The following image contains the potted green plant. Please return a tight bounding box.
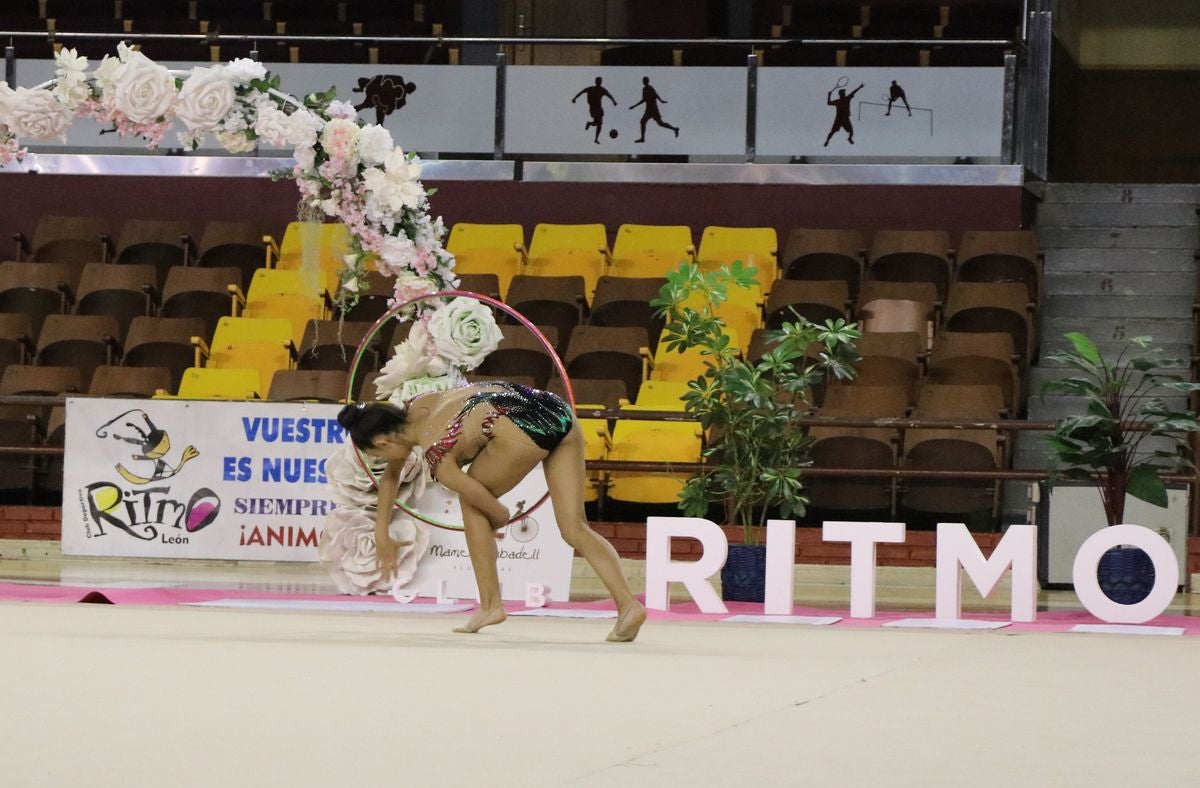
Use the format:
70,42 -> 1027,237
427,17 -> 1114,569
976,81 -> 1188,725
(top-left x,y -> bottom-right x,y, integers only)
652,261 -> 860,601
1041,332 -> 1200,602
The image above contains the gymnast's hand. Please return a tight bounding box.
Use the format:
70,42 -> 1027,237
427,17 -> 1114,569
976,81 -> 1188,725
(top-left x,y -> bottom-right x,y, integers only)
374,526 -> 413,579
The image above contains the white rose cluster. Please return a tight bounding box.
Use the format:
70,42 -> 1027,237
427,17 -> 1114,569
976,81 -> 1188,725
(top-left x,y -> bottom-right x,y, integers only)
0,86 -> 75,141
362,148 -> 425,228
112,51 -> 176,123
175,66 -> 235,131
426,296 -> 503,371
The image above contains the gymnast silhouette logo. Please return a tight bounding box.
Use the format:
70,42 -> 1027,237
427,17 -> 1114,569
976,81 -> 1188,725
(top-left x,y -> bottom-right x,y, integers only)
629,76 -> 679,143
353,74 -> 417,126
572,76 -> 618,144
96,409 -> 199,486
82,409 -> 220,542
823,78 -> 864,146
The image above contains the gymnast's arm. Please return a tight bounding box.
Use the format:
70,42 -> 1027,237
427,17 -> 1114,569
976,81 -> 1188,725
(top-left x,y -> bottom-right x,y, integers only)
376,459 -> 403,534
435,460 -> 509,528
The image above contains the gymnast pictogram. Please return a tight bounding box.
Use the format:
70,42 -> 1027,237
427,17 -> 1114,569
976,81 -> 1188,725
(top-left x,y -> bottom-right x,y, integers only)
95,409 -> 199,486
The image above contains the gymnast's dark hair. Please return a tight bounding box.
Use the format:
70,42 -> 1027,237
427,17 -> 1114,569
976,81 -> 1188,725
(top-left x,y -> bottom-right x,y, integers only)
337,402 -> 407,450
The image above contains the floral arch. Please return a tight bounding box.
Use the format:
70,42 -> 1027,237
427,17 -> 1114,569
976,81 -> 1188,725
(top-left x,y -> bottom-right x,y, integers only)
0,44 -> 488,401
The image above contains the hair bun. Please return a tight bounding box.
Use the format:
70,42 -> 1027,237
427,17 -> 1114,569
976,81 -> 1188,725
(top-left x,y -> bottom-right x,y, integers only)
337,402 -> 365,431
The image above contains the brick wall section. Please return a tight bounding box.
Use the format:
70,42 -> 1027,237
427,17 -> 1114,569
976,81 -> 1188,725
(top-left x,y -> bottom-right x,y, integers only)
10,511 -> 1200,570
0,507 -> 64,540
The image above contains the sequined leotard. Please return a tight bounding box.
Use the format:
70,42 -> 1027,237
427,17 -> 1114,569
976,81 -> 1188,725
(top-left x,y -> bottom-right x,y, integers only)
423,382 -> 574,478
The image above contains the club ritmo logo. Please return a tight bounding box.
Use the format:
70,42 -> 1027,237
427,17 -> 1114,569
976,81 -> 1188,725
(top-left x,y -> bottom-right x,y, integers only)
81,409 -> 221,544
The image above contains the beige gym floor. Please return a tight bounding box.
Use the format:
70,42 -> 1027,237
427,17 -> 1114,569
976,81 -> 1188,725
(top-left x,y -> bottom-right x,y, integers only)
2,546 -> 1199,787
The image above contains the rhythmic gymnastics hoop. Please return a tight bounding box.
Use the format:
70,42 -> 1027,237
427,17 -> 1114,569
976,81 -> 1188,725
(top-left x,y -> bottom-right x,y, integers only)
344,290 -> 575,531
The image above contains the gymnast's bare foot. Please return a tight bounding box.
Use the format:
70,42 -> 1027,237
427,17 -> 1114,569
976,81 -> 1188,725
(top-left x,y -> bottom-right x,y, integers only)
454,606 -> 507,634
606,601 -> 646,642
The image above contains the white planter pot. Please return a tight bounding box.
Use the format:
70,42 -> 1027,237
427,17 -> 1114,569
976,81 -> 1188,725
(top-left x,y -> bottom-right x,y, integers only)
1035,482 -> 1188,589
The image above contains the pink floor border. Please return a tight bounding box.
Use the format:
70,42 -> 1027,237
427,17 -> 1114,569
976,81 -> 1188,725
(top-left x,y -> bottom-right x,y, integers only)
2,582 -> 1198,636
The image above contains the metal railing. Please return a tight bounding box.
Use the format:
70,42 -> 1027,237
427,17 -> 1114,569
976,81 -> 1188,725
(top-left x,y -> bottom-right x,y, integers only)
1,27 -> 1035,168
4,394 -> 1196,533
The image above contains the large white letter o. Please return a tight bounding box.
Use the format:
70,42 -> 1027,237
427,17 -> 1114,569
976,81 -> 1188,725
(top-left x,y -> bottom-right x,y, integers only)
1072,523 -> 1178,624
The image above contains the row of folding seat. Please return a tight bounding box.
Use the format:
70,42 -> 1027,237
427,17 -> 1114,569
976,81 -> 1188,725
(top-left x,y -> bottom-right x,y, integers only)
556,378 -> 1010,523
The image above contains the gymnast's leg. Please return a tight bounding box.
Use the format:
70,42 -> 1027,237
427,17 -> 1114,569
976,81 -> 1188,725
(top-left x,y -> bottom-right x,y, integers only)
542,424 -> 645,642
454,500 -> 507,633
452,436 -> 547,633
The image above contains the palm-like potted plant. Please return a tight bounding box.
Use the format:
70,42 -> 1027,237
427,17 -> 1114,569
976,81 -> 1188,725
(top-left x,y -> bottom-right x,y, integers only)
652,261 -> 860,601
1041,332 -> 1200,602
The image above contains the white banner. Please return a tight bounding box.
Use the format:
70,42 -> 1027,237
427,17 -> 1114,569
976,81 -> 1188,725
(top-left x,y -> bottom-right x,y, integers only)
15,60 -> 1002,159
61,398 -> 574,600
757,67 -> 1005,158
505,66 -> 747,156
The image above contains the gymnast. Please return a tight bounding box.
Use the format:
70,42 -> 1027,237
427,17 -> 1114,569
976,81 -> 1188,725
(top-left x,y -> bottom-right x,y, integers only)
337,381 -> 646,641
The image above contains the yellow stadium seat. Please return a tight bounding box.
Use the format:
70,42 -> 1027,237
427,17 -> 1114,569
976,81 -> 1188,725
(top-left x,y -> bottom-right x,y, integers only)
650,327 -> 740,382
528,223 -> 610,260
525,248 -> 607,303
681,287 -> 761,352
271,222 -> 352,275
176,367 -> 263,400
610,224 -> 695,278
576,406 -> 611,504
526,223 -> 611,303
208,316 -> 295,348
244,293 -> 326,346
607,405 -> 702,505
698,226 -> 779,293
245,267 -> 334,300
447,223 -> 528,300
634,380 -> 690,409
195,317 -> 296,395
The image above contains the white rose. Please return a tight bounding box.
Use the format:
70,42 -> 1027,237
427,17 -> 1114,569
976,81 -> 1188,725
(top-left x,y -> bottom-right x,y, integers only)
293,143 -> 316,170
376,233 -> 417,273
357,123 -> 394,166
317,505 -> 428,595
426,297 -> 503,371
319,117 -> 360,170
374,335 -> 431,396
341,276 -> 360,293
113,52 -> 176,123
215,130 -> 256,153
175,66 -> 235,131
5,87 -> 75,141
392,272 -> 437,304
224,57 -> 267,86
284,108 -> 323,147
252,105 -> 290,147
326,99 -> 357,120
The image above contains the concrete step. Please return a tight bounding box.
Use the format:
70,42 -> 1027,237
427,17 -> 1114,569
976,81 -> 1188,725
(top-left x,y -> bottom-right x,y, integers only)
1027,365 -> 1192,389
1043,247 -> 1196,273
1042,183 -> 1200,204
1041,294 -> 1193,319
1043,271 -> 1193,297
1037,202 -> 1200,228
1037,340 -> 1193,367
1036,226 -> 1199,250
1039,316 -> 1193,345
